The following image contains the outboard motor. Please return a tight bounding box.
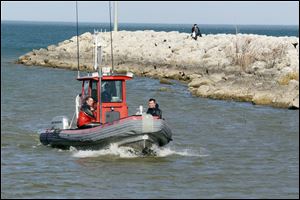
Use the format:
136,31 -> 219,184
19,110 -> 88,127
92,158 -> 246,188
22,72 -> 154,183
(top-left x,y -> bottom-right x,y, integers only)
51,116 -> 70,130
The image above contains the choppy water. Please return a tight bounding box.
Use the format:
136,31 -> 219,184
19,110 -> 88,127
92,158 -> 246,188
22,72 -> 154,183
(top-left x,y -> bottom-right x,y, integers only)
1,21 -> 299,198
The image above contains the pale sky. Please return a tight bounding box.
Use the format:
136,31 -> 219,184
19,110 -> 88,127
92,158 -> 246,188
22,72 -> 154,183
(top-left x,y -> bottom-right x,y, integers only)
1,1 -> 299,25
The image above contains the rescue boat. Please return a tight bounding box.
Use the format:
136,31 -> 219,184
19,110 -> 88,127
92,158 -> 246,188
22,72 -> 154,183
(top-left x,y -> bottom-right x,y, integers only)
39,69 -> 173,153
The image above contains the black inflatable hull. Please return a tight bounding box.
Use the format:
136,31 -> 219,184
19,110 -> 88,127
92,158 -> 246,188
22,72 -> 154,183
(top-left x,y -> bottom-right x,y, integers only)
39,114 -> 172,151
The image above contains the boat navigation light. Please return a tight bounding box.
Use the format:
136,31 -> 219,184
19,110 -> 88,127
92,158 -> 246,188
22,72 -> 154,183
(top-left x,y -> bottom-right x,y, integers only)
126,72 -> 134,77
102,67 -> 111,75
92,72 -> 99,77
139,105 -> 143,114
135,105 -> 143,115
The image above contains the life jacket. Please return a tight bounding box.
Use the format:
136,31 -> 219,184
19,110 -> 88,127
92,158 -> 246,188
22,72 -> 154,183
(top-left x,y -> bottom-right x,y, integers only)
77,110 -> 96,128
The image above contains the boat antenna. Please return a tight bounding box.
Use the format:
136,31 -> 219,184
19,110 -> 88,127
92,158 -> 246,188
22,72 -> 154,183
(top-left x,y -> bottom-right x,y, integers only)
114,1 -> 118,32
76,1 -> 80,78
109,1 -> 114,73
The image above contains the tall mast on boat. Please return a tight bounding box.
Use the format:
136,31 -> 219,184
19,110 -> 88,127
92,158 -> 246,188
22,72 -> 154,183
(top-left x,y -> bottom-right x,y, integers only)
114,1 -> 118,32
94,30 -> 103,123
94,30 -> 98,70
109,1 -> 114,73
76,1 -> 80,78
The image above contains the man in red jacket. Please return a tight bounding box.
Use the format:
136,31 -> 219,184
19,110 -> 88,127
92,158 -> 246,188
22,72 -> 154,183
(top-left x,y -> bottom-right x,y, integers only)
77,96 -> 96,128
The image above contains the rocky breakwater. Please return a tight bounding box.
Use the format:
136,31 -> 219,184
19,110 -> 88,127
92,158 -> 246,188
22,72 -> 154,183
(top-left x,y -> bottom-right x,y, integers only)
17,30 -> 299,109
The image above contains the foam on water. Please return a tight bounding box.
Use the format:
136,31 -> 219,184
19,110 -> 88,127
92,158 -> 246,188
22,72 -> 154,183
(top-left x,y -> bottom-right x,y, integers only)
71,144 -> 140,158
71,143 -> 208,158
150,145 -> 208,157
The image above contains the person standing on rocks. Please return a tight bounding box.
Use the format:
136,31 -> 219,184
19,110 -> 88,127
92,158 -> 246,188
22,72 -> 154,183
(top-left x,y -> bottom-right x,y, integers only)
191,24 -> 202,40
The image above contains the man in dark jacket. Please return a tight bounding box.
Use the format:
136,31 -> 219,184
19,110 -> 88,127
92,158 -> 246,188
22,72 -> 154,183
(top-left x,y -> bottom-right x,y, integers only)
146,98 -> 162,119
191,24 -> 202,40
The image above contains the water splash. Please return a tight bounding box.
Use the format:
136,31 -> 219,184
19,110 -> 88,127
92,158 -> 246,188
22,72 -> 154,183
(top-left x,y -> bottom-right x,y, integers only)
71,143 -> 208,158
71,144 -> 140,158
150,145 -> 208,157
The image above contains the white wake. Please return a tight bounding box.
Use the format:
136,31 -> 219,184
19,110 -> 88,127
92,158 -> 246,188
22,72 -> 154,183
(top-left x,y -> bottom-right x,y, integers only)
71,143 -> 208,158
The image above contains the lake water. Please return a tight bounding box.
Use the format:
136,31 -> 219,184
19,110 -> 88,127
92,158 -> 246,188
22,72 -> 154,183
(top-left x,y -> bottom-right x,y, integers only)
1,21 -> 299,198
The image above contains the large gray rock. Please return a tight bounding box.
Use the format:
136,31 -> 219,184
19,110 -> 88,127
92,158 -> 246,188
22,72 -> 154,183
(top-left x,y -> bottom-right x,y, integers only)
16,31 -> 299,109
289,95 -> 299,109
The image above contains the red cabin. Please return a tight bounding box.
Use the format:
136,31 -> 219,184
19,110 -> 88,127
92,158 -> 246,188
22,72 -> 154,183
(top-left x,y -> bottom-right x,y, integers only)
77,71 -> 132,124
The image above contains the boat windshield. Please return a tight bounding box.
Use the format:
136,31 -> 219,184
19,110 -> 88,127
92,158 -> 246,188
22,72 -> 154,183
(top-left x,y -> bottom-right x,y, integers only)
91,80 -> 98,102
82,80 -> 89,99
101,80 -> 122,102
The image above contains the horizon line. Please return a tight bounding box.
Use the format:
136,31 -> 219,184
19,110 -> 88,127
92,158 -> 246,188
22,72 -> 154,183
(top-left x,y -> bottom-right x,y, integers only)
1,19 -> 299,27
